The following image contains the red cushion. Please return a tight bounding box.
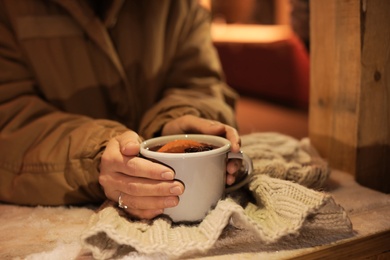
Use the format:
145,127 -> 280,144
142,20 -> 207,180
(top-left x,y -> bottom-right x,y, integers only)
212,25 -> 309,109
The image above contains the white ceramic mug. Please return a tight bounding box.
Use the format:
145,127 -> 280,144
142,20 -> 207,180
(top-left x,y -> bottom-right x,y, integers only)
140,134 -> 253,222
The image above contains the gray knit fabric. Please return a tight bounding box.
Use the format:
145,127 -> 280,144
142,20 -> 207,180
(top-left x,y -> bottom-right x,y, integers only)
81,133 -> 352,259
240,132 -> 330,189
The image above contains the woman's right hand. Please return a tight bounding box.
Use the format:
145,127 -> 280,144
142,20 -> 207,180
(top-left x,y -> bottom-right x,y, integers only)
98,131 -> 185,220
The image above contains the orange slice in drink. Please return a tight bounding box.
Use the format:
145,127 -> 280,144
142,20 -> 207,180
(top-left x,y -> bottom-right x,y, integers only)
157,139 -> 203,153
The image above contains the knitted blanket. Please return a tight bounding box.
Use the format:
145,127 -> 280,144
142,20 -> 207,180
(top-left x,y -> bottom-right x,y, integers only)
81,133 -> 353,259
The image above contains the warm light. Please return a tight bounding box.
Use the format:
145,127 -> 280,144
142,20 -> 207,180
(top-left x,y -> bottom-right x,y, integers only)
211,24 -> 292,43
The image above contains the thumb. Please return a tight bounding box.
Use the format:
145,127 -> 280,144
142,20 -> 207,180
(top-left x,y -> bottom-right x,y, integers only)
116,131 -> 142,156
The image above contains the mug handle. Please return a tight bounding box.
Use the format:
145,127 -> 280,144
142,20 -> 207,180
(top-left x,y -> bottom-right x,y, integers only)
225,151 -> 253,193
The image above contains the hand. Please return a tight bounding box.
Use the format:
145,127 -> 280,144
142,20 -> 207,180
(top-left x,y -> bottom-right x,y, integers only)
99,131 -> 185,220
162,115 -> 241,185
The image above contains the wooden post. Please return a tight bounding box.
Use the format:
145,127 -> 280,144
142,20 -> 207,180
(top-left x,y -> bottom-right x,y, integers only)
309,0 -> 390,193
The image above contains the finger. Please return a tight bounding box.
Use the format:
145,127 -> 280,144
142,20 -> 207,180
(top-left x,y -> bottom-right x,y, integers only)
101,140 -> 176,181
162,115 -> 225,135
119,193 -> 180,211
116,131 -> 143,156
115,174 -> 184,197
227,159 -> 241,175
100,173 -> 184,201
189,119 -> 241,152
226,160 -> 238,185
183,116 -> 226,135
126,209 -> 165,220
224,127 -> 241,153
226,174 -> 235,185
123,156 -> 176,180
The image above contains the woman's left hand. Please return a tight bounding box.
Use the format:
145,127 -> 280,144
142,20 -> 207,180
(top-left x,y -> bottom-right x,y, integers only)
161,115 -> 241,185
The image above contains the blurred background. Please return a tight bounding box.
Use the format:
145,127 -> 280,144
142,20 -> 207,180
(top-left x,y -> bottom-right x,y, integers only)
200,0 -> 310,139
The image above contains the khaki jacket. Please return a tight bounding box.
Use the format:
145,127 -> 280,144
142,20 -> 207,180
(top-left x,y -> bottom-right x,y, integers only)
0,0 -> 238,205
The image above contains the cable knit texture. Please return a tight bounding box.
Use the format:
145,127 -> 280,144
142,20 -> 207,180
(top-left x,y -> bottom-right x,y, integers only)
81,133 -> 352,259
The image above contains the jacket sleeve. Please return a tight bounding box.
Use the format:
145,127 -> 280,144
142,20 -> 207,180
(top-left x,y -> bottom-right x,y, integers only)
138,1 -> 239,138
0,6 -> 127,206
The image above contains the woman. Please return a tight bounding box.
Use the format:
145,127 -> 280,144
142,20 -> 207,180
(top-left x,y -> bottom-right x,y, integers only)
0,0 -> 241,219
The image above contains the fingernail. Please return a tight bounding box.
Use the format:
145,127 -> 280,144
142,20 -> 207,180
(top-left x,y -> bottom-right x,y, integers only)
232,142 -> 240,151
161,171 -> 174,180
165,198 -> 178,207
170,186 -> 183,195
122,142 -> 138,152
227,175 -> 235,185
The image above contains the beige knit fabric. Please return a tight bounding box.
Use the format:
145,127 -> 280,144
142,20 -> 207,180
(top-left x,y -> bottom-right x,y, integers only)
81,133 -> 352,259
